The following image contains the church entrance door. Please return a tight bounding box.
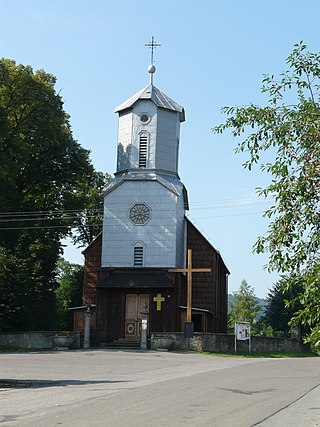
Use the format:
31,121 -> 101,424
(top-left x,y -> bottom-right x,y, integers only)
125,294 -> 149,339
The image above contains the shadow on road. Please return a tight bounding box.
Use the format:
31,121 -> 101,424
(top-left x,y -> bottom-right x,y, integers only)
218,387 -> 276,395
0,379 -> 129,389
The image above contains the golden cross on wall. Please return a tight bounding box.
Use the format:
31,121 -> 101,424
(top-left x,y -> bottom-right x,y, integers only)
153,293 -> 165,311
169,249 -> 211,323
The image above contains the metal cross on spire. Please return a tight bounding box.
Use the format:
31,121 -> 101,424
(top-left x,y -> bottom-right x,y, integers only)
145,36 -> 161,65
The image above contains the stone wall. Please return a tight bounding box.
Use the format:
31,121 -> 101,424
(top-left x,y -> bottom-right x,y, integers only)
0,331 -> 81,350
151,332 -> 309,353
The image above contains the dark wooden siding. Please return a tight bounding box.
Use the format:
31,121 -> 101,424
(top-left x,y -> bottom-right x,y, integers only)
82,233 -> 102,305
187,220 -> 229,333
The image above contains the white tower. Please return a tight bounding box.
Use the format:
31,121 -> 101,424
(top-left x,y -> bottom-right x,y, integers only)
101,44 -> 188,269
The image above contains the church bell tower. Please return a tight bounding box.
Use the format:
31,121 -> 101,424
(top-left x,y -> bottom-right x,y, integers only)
101,41 -> 188,269
77,39 -> 229,342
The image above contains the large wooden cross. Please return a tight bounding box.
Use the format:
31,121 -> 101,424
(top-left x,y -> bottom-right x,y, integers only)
169,249 -> 211,323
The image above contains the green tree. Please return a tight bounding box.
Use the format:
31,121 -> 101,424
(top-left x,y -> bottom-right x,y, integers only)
228,279 -> 261,334
0,59 -> 105,330
213,43 -> 320,349
263,278 -> 304,337
70,171 -> 111,247
55,258 -> 84,330
0,247 -> 29,331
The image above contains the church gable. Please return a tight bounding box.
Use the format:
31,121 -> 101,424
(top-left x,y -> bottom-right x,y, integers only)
186,219 -> 229,274
186,219 -> 229,332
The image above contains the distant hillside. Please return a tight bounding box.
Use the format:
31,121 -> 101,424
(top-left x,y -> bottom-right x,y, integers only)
228,294 -> 268,318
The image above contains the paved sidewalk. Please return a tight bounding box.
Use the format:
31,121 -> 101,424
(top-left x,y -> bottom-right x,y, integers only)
256,384 -> 320,427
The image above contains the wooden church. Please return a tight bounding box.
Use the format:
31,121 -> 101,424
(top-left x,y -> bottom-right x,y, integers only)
74,50 -> 229,345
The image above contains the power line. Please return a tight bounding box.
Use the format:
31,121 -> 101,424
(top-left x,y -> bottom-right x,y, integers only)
187,211 -> 265,220
0,208 -> 103,217
0,195 -> 274,230
0,210 -> 268,231
191,196 -> 273,206
0,195 -> 273,217
0,223 -> 103,231
191,201 -> 271,211
0,213 -> 103,223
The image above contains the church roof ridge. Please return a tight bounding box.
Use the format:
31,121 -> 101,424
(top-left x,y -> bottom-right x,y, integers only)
114,84 -> 185,122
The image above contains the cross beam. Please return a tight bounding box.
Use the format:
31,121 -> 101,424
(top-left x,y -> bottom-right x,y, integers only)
169,249 -> 211,322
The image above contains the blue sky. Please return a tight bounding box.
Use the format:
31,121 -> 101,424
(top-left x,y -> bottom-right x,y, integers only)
1,0 -> 319,298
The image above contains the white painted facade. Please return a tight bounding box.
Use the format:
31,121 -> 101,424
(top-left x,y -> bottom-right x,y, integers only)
101,178 -> 186,267
101,81 -> 188,268
117,100 -> 180,174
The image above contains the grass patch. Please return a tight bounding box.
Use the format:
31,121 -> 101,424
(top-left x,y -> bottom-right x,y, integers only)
203,350 -> 318,358
172,348 -> 317,358
170,348 -> 317,358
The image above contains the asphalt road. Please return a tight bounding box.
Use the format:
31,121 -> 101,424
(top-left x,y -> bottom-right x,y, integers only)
0,350 -> 319,426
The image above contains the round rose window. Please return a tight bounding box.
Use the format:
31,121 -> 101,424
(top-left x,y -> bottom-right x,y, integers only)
129,203 -> 151,225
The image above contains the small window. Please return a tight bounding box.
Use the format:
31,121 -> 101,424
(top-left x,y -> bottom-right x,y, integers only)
140,114 -> 149,123
139,133 -> 148,167
134,245 -> 144,266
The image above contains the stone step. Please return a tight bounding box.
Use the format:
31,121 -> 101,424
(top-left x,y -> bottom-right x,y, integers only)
100,340 -> 141,349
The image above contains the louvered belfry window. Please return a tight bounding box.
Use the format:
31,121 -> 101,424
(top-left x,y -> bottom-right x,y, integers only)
134,245 -> 144,266
139,134 -> 148,167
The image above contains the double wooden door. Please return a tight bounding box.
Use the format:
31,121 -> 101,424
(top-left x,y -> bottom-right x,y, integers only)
125,294 -> 149,338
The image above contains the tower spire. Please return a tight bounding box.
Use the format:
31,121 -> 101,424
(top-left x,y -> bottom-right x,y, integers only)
145,36 -> 161,85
